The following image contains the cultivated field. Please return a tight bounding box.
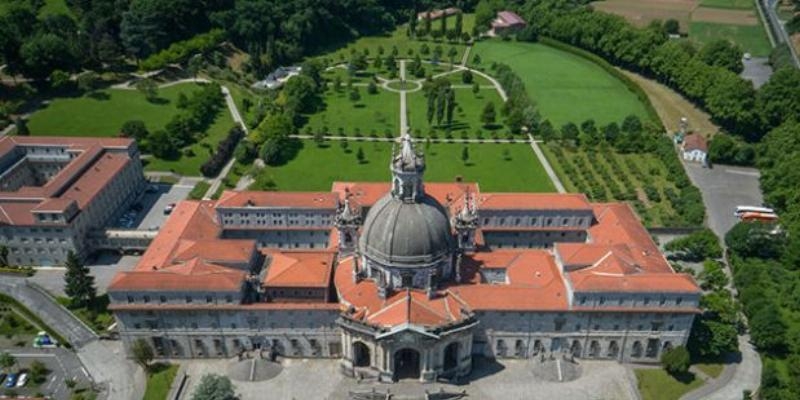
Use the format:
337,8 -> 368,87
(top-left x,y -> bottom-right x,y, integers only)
470,40 -> 652,126
592,0 -> 772,56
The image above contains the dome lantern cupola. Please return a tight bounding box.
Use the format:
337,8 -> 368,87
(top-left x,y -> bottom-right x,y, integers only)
391,133 -> 425,202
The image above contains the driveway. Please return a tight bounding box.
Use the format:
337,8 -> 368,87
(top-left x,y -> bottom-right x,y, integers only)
740,58 -> 773,89
683,163 -> 764,238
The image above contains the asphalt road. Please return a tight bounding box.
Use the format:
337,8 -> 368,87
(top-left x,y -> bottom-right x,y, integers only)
0,280 -> 97,348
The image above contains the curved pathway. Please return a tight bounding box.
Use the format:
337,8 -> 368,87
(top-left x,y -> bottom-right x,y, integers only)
681,335 -> 761,400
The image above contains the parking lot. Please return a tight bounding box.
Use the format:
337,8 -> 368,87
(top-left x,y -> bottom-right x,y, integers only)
684,163 -> 764,238
110,178 -> 199,231
1,348 -> 92,400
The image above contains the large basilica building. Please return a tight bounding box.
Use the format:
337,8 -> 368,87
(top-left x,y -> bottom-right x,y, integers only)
108,134 -> 700,382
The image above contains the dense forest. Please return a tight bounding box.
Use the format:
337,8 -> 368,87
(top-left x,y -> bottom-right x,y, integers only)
0,0 -> 477,80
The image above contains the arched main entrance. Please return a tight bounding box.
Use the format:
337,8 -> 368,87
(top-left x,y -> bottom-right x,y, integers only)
353,341 -> 371,367
394,348 -> 421,380
444,342 -> 460,371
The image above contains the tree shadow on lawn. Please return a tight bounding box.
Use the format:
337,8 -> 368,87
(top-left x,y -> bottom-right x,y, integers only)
145,97 -> 170,105
146,362 -> 172,375
86,91 -> 111,101
353,103 -> 366,109
668,370 -> 698,384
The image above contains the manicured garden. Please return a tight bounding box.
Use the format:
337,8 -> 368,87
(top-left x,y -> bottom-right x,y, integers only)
470,40 -> 653,127
303,87 -> 399,136
249,140 -> 554,192
407,87 -> 505,136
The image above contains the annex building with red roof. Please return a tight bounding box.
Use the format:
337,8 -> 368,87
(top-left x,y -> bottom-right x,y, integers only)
0,136 -> 146,266
108,134 -> 700,383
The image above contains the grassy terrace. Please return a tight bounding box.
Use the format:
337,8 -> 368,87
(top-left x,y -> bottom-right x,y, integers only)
471,40 -> 652,127
303,88 -> 399,136
635,369 -> 704,400
407,88 -> 505,136
27,83 -> 234,176
250,140 -> 554,192
543,144 -> 681,227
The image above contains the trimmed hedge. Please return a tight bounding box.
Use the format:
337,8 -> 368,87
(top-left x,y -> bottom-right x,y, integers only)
540,37 -> 663,129
140,29 -> 225,71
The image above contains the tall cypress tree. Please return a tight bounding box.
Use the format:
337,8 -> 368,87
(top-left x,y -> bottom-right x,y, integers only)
445,89 -> 456,125
455,11 -> 463,36
64,251 -> 96,307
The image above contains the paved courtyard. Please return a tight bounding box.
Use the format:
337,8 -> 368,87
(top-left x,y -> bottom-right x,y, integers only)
179,358 -> 638,400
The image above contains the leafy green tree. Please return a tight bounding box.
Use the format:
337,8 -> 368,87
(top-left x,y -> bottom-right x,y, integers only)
0,352 -> 15,375
560,122 -> 579,143
20,33 -> 77,80
665,229 -> 722,261
472,82 -> 479,95
472,54 -> 481,66
698,260 -> 729,291
77,72 -> 101,93
188,54 -> 204,79
454,11 -> 463,36
367,81 -> 378,95
664,19 -> 680,35
131,339 -> 154,372
699,40 -> 743,74
480,101 -> 496,127
29,360 -> 48,384
349,88 -> 361,103
462,70 -> 473,84
234,141 -> 256,164
148,129 -> 178,158
660,346 -> 690,376
756,68 -> 800,132
15,118 -> 29,136
49,70 -> 71,91
192,374 -> 236,400
64,251 -> 96,307
475,0 -> 496,32
749,303 -> 787,353
356,147 -> 365,163
725,223 -> 785,259
120,120 -> 149,140
136,79 -> 158,102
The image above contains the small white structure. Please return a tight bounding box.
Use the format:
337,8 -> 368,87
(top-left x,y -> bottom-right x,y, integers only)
682,133 -> 708,164
251,66 -> 302,90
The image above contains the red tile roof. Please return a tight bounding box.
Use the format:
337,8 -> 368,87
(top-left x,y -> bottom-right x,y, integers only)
262,251 -> 335,288
109,258 -> 246,292
0,137 -> 137,227
217,190 -> 338,209
683,133 -> 708,152
478,193 -> 591,210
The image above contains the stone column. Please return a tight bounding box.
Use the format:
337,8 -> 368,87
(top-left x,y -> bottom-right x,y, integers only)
421,348 -> 437,382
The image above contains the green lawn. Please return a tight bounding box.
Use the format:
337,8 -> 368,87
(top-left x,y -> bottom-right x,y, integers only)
303,87 -> 400,136
188,181 -> 211,200
27,83 -> 235,176
143,109 -> 234,176
29,83 -> 204,136
689,21 -> 772,57
407,88 -> 505,135
470,40 -> 652,127
143,363 -> 179,400
635,369 -> 704,400
699,0 -> 754,9
694,362 -> 724,378
250,140 -> 555,192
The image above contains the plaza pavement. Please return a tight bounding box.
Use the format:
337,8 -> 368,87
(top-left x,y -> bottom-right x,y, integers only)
179,358 -> 638,400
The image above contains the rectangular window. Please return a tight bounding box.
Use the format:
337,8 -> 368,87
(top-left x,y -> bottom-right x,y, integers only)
186,296 -> 192,303
127,296 -> 134,303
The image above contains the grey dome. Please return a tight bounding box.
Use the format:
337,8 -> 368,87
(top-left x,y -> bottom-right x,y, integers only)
359,193 -> 453,267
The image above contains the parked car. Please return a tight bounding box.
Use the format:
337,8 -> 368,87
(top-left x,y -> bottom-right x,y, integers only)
4,373 -> 17,388
164,203 -> 176,215
15,372 -> 27,388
